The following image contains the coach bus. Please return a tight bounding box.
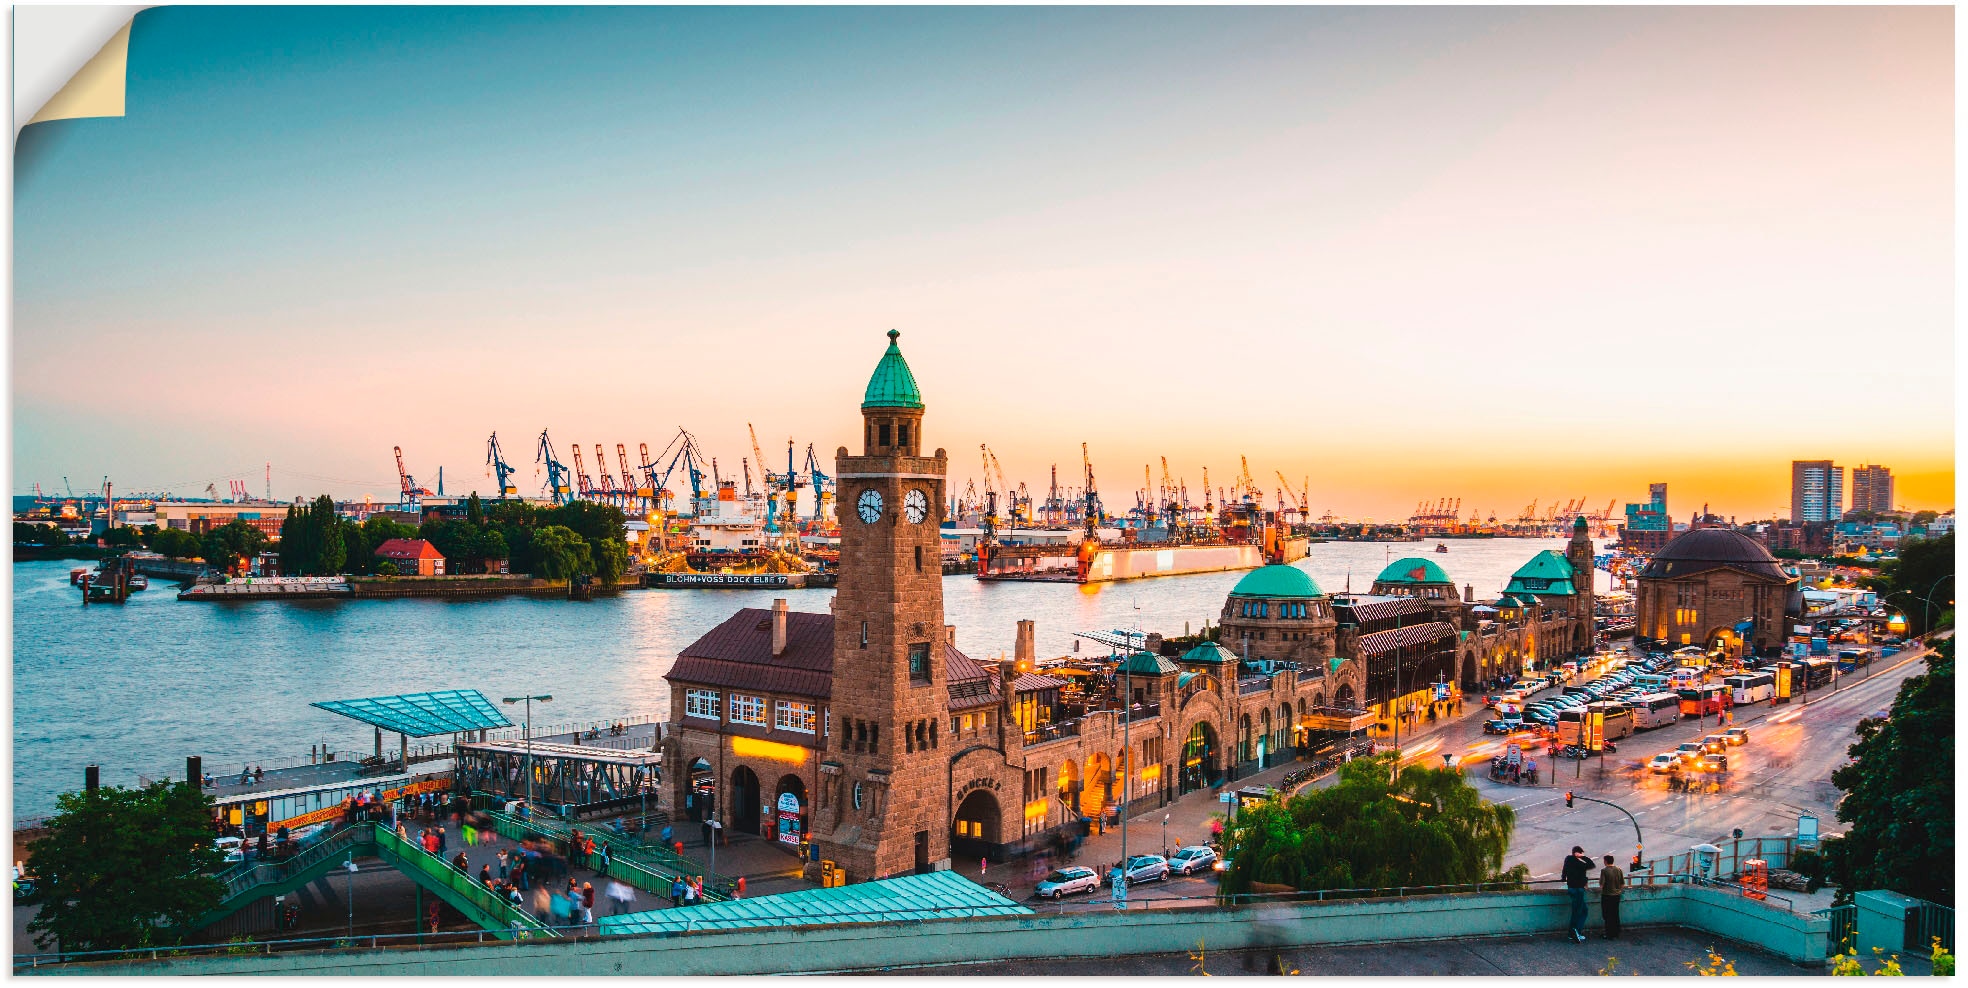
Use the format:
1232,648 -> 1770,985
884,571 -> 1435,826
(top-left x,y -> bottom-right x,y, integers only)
1631,692 -> 1683,730
1723,671 -> 1775,705
1677,684 -> 1729,717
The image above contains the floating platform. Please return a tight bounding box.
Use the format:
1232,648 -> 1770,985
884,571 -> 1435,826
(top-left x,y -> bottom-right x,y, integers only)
644,571 -> 835,589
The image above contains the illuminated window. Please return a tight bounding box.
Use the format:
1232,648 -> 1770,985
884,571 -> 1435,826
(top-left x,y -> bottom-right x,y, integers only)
909,642 -> 931,682
684,689 -> 721,720
774,700 -> 817,734
730,694 -> 766,726
853,782 -> 864,810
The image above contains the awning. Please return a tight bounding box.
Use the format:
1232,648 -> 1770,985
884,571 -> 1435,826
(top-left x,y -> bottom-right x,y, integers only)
456,740 -> 660,766
600,870 -> 1030,937
1301,706 -> 1376,732
311,689 -> 512,738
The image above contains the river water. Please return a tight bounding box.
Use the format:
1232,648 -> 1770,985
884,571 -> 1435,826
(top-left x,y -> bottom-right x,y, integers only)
11,536 -> 1602,818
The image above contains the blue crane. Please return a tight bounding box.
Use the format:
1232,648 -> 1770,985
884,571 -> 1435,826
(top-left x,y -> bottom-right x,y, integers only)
645,427 -> 711,508
535,429 -> 572,504
802,443 -> 834,523
486,432 -> 519,498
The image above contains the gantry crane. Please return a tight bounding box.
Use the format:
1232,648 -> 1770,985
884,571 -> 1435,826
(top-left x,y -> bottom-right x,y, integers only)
486,433 -> 519,498
534,430 -> 572,503
594,445 -> 619,500
1235,456 -> 1257,504
393,446 -> 432,504
569,444 -> 595,499
1081,442 -> 1103,536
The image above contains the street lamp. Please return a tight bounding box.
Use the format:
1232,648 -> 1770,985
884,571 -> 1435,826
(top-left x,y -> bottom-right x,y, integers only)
502,694 -> 553,810
1161,812 -> 1170,859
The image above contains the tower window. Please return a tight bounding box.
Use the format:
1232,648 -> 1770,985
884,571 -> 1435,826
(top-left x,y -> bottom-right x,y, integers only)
898,423 -> 910,448
908,642 -> 931,682
879,423 -> 891,447
914,546 -> 922,572
861,620 -> 868,648
853,782 -> 864,811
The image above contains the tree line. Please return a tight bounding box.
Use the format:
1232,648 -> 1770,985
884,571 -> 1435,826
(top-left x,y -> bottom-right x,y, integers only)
275,493 -> 629,583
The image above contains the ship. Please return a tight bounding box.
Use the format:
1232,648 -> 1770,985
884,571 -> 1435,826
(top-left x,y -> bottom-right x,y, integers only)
644,480 -> 812,581
976,498 -> 1308,584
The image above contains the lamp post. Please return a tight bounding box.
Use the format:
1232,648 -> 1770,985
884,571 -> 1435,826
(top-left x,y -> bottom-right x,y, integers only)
1161,812 -> 1170,859
502,694 -> 553,809
343,852 -> 357,940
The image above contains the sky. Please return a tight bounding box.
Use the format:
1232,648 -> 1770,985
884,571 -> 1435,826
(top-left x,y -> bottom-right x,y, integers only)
14,6 -> 1954,521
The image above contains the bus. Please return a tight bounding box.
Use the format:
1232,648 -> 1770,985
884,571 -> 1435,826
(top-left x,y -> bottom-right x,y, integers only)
1556,702 -> 1636,747
1668,667 -> 1703,690
1794,657 -> 1835,690
1677,684 -> 1729,716
1631,673 -> 1669,692
1723,671 -> 1775,705
1631,692 -> 1683,730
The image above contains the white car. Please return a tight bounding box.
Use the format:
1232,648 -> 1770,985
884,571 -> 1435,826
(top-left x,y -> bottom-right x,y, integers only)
213,836 -> 246,864
1034,866 -> 1101,899
1168,845 -> 1218,876
1647,753 -> 1678,773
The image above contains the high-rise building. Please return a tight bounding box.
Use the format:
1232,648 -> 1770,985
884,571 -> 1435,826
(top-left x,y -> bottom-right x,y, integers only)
1621,483 -> 1670,551
1790,461 -> 1844,523
1849,464 -> 1895,516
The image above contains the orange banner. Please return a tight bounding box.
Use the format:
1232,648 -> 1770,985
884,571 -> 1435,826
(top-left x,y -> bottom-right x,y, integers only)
269,778 -> 452,831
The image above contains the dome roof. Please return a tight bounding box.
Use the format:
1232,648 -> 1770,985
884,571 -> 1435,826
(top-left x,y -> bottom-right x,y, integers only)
1229,564 -> 1323,598
1119,651 -> 1179,676
1640,528 -> 1787,581
862,330 -> 924,410
1375,557 -> 1452,585
1182,641 -> 1239,665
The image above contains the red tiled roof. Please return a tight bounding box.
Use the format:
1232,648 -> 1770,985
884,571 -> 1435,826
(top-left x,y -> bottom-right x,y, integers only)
374,538 -> 444,561
946,642 -> 1000,709
1356,621 -> 1458,654
1008,672 -> 1069,693
665,608 -> 835,698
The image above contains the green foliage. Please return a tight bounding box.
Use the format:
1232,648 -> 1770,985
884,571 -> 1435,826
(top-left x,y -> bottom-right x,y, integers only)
375,559 -> 399,576
1824,638 -> 1953,906
278,496 -> 349,576
99,526 -> 143,548
1830,946 -> 1904,976
1216,755 -> 1516,896
198,520 -> 269,574
1865,532 -> 1955,636
530,524 -> 594,580
1933,939 -> 1954,976
589,535 -> 629,585
25,781 -> 225,951
14,522 -> 70,547
145,527 -> 202,559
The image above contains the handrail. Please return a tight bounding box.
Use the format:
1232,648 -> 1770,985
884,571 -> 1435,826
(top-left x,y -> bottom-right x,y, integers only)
373,824 -> 557,937
480,807 -> 733,901
216,824 -> 371,902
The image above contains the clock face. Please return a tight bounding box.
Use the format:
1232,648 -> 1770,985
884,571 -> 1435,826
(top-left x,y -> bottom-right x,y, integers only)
856,488 -> 885,524
904,489 -> 929,524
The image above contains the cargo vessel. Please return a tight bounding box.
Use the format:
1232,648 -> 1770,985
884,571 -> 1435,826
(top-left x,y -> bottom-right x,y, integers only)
976,498 -> 1307,584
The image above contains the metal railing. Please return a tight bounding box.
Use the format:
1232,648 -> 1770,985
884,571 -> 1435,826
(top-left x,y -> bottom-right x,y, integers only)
373,824 -> 556,937
1815,903 -> 1858,953
14,927 -> 558,969
1912,901 -> 1954,952
479,807 -> 732,902
215,824 -> 370,903
1023,721 -> 1082,747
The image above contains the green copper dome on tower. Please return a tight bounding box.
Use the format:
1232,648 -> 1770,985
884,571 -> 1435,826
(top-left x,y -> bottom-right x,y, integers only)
862,329 -> 925,410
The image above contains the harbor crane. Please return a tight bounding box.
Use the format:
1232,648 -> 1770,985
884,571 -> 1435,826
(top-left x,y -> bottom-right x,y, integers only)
617,444 -> 644,504
802,444 -> 833,524
978,445 -> 1000,535
486,433 -> 519,498
393,446 -> 432,504
569,444 -> 595,498
1235,456 -> 1257,504
648,428 -> 711,506
594,444 -> 619,498
1276,471 -> 1310,521
535,429 -> 573,504
1081,442 -> 1104,536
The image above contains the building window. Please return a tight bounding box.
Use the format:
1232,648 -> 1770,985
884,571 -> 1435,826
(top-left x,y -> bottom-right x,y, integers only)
909,642 -> 931,682
953,716 -> 962,735
775,700 -> 817,734
729,694 -> 766,726
898,423 -> 910,448
861,621 -> 869,648
915,546 -> 922,572
961,714 -> 973,733
853,782 -> 864,810
878,423 -> 892,447
684,689 -> 721,720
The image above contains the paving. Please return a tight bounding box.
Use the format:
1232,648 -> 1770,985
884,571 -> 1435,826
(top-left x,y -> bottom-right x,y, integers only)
917,925 -> 1825,976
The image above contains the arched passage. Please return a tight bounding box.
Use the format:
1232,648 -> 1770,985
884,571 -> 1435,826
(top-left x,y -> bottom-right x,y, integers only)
1238,714 -> 1255,767
730,765 -> 761,836
1180,721 -> 1219,795
687,757 -> 715,822
1334,683 -> 1356,707
773,774 -> 808,848
1462,653 -> 1479,689
952,789 -> 1003,862
1278,703 -> 1293,759
1257,709 -> 1272,768
1084,752 -> 1112,823
1057,759 -> 1080,817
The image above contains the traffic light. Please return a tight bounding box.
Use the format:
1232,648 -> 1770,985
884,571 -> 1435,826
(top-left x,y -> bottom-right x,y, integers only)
1565,790 -> 1574,808
1732,828 -> 1744,840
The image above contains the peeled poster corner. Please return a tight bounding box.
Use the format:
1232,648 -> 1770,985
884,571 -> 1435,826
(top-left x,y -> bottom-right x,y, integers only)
17,6 -> 147,134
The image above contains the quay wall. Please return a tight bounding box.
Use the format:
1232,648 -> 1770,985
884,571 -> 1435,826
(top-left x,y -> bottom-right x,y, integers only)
349,576 -> 566,599
23,885 -> 1826,976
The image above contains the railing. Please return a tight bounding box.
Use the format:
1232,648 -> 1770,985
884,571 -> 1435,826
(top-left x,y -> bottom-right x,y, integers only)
373,824 -> 556,937
1912,901 -> 1954,952
482,715 -> 665,744
15,928 -> 550,968
479,807 -> 732,902
216,824 -> 370,903
1815,904 -> 1858,953
1237,677 -> 1272,695
1022,720 -> 1082,747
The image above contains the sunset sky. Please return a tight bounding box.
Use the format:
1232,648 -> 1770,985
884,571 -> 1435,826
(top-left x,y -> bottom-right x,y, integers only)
15,6 -> 1953,520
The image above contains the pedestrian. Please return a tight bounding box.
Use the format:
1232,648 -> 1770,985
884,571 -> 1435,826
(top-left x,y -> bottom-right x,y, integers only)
438,826 -> 448,853
514,859 -> 529,891
581,881 -> 596,925
597,841 -> 611,877
453,851 -> 470,875
551,890 -> 574,929
397,821 -> 409,842
1561,846 -> 1596,943
670,877 -> 685,908
660,823 -> 673,847
534,886 -> 552,924
480,863 -> 494,887
1599,854 -> 1625,940
607,879 -> 634,915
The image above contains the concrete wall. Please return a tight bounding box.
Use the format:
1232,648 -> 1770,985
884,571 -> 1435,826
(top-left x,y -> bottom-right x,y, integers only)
28,885 -> 1825,976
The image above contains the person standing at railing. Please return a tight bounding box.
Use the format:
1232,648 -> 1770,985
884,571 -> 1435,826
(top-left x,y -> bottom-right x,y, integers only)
497,849 -> 510,881
1562,846 -> 1597,943
1598,855 -> 1625,940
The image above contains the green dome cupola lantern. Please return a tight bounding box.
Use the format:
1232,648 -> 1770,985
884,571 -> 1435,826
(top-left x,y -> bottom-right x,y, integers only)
862,329 -> 925,410
860,329 -> 926,457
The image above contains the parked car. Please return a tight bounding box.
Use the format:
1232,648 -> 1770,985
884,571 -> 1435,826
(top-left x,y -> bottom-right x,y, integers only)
1035,866 -> 1101,898
1168,845 -> 1218,876
1722,727 -> 1750,746
1484,719 -> 1520,735
1673,742 -> 1705,761
1111,855 -> 1171,886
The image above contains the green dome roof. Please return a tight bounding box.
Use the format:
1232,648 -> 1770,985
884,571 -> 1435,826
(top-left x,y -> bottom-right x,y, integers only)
1120,651 -> 1179,676
862,330 -> 924,410
1228,564 -> 1323,598
1375,557 -> 1452,585
1182,642 -> 1239,665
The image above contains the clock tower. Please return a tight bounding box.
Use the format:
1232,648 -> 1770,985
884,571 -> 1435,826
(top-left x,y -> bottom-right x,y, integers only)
813,330 -> 953,879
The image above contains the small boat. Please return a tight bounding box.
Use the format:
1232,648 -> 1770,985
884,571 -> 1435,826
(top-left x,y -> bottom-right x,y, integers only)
127,574 -> 149,591
69,568 -> 90,585
1435,543 -> 1449,553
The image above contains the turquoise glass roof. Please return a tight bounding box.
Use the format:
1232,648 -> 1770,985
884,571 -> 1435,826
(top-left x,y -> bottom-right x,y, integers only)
1182,642 -> 1239,664
1375,557 -> 1452,585
862,330 -> 925,409
1120,651 -> 1179,676
600,871 -> 1029,937
1229,564 -> 1323,598
311,690 -> 512,738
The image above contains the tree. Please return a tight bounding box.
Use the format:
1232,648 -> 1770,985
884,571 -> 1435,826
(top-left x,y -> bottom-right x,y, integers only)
475,528 -> 510,569
25,781 -> 225,951
199,520 -> 269,574
466,492 -> 485,528
1911,510 -> 1940,528
147,527 -> 202,559
100,526 -> 143,549
1866,532 -> 1955,636
530,525 -> 594,580
1216,755 -> 1520,897
589,535 -> 629,585
1822,638 -> 1953,906
14,522 -> 69,547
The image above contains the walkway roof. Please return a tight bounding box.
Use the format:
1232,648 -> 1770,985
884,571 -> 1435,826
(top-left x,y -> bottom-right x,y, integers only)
457,740 -> 661,766
311,689 -> 512,738
600,871 -> 1030,937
